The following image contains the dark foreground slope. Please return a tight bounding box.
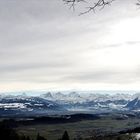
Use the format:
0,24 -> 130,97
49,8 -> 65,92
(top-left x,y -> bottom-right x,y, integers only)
0,113 -> 140,140
0,117 -> 140,140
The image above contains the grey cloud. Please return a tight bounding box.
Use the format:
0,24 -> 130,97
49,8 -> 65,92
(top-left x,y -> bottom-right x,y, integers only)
62,69 -> 140,84
125,41 -> 140,45
90,41 -> 140,50
0,61 -> 71,73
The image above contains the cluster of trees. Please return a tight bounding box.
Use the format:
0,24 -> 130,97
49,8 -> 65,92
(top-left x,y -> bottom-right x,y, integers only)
36,131 -> 70,140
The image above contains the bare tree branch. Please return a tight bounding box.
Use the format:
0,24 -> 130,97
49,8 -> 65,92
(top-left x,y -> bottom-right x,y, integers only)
63,0 -> 86,11
63,0 -> 115,15
63,0 -> 140,15
80,0 -> 115,15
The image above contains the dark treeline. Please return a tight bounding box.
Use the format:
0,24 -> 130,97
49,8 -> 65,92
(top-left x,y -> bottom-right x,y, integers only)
16,114 -> 100,126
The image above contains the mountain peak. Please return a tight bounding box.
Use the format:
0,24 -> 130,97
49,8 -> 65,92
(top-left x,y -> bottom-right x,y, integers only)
68,92 -> 80,98
126,97 -> 140,109
40,92 -> 53,99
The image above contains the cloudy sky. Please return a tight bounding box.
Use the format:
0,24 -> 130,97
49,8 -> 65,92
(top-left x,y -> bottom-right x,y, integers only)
0,0 -> 140,92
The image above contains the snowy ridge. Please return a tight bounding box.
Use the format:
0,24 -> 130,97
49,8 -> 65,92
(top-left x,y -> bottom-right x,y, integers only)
40,91 -> 133,102
0,91 -> 140,116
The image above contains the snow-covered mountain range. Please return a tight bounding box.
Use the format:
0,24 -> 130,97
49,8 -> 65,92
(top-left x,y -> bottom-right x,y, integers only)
0,91 -> 140,116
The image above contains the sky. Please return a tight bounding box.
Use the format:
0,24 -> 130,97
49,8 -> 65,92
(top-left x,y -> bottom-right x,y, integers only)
0,0 -> 140,92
